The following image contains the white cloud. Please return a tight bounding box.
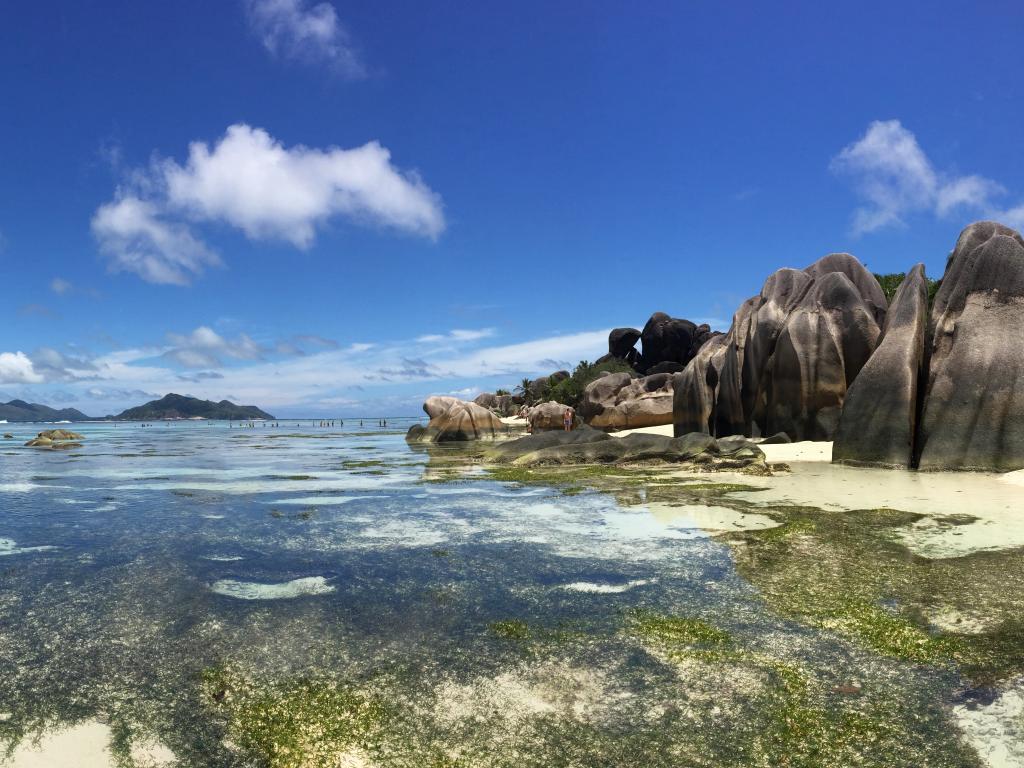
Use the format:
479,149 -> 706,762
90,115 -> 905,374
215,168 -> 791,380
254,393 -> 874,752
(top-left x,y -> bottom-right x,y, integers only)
50,277 -> 73,295
416,328 -> 495,344
831,120 -> 1013,234
164,326 -> 264,368
5,326 -> 611,414
91,196 -> 221,285
245,0 -> 364,77
92,125 -> 444,284
163,124 -> 444,245
0,352 -> 44,384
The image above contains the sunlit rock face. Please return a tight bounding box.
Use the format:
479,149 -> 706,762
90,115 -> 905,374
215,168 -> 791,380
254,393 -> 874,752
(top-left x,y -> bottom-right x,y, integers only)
761,271 -> 881,441
833,264 -> 928,469
673,253 -> 883,442
408,398 -> 507,442
917,222 -> 1024,471
580,372 -> 674,430
672,334 -> 729,437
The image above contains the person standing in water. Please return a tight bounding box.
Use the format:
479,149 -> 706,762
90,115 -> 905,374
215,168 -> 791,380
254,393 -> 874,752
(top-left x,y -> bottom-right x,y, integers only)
563,408 -> 573,431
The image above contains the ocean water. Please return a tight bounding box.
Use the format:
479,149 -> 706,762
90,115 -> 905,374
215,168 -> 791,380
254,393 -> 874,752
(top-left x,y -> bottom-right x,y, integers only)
0,421 -> 1019,767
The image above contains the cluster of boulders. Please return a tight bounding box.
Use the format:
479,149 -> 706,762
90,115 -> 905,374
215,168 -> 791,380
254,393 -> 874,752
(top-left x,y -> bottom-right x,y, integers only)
597,313 -> 717,375
24,429 -> 84,449
472,392 -> 519,418
673,252 -> 886,443
835,221 -> 1024,471
485,424 -> 766,470
412,221 -> 1024,473
577,371 -> 674,430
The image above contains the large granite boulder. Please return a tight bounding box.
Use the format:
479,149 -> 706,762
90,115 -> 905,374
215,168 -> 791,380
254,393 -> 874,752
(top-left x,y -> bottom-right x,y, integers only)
833,264 -> 928,468
713,297 -> 760,437
646,361 -> 687,375
760,272 -> 881,441
917,222 -> 1024,471
474,392 -> 517,417
672,334 -> 728,436
25,429 -> 84,449
608,327 -> 641,359
423,396 -> 464,420
527,401 -> 579,432
407,399 -> 507,443
486,423 -> 765,470
638,312 -> 699,373
804,252 -> 888,326
579,372 -> 674,430
741,269 -> 815,436
673,251 -> 886,443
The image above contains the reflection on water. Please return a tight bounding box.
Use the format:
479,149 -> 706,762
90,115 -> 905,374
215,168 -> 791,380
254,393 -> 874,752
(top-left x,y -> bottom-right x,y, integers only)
0,420 -> 1020,766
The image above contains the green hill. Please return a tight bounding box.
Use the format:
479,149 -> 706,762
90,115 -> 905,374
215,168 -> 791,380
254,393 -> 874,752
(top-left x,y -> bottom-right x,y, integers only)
0,399 -> 93,422
112,393 -> 274,421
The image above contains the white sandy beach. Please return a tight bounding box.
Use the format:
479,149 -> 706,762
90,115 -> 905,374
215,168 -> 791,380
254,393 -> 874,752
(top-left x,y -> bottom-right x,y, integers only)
607,424 -> 1024,559
5,720 -> 174,768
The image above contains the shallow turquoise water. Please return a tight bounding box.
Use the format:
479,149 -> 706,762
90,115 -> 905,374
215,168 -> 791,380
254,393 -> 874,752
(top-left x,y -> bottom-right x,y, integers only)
0,421 -> 1003,766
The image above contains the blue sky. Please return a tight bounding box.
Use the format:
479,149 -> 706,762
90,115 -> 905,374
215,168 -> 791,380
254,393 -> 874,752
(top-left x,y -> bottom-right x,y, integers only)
2,0 -> 1023,417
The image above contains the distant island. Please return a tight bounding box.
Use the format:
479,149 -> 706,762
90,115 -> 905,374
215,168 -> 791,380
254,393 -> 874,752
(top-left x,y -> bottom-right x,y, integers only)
111,393 -> 275,421
0,400 -> 93,422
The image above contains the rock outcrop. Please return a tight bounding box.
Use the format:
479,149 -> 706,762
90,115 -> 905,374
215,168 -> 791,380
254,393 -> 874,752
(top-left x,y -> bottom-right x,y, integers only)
833,264 -> 928,468
672,253 -> 884,442
25,429 -> 84,449
760,271 -> 881,441
916,222 -> 1024,471
473,392 -> 518,417
423,396 -> 465,420
407,399 -> 507,443
527,401 -> 579,432
486,424 -> 765,470
672,334 -> 728,437
824,221 -> 1024,472
637,313 -> 699,373
608,327 -> 642,362
579,372 -> 674,430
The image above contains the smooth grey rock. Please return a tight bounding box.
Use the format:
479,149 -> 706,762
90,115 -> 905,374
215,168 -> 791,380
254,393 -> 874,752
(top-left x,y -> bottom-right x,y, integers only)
527,401 -> 579,432
486,423 -> 764,469
804,252 -> 888,326
579,372 -> 674,430
609,327 -> 641,358
917,222 -> 1024,471
742,269 -> 815,436
834,263 -> 928,468
672,334 -> 728,436
638,312 -> 698,372
761,272 -> 881,441
408,399 -> 507,443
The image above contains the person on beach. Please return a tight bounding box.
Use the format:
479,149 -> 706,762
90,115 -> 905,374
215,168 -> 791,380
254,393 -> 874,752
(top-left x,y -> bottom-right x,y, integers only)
563,408 -> 573,431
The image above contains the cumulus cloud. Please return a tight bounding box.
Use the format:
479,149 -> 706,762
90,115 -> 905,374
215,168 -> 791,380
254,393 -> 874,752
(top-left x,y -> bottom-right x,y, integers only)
0,352 -> 44,384
91,196 -> 221,285
92,125 -> 444,284
164,326 -> 264,368
30,348 -> 99,382
831,120 -> 1016,235
163,124 -> 444,245
244,0 -> 364,77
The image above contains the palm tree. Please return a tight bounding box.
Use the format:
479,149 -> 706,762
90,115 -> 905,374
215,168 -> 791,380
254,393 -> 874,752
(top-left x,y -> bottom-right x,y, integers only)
514,377 -> 533,405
